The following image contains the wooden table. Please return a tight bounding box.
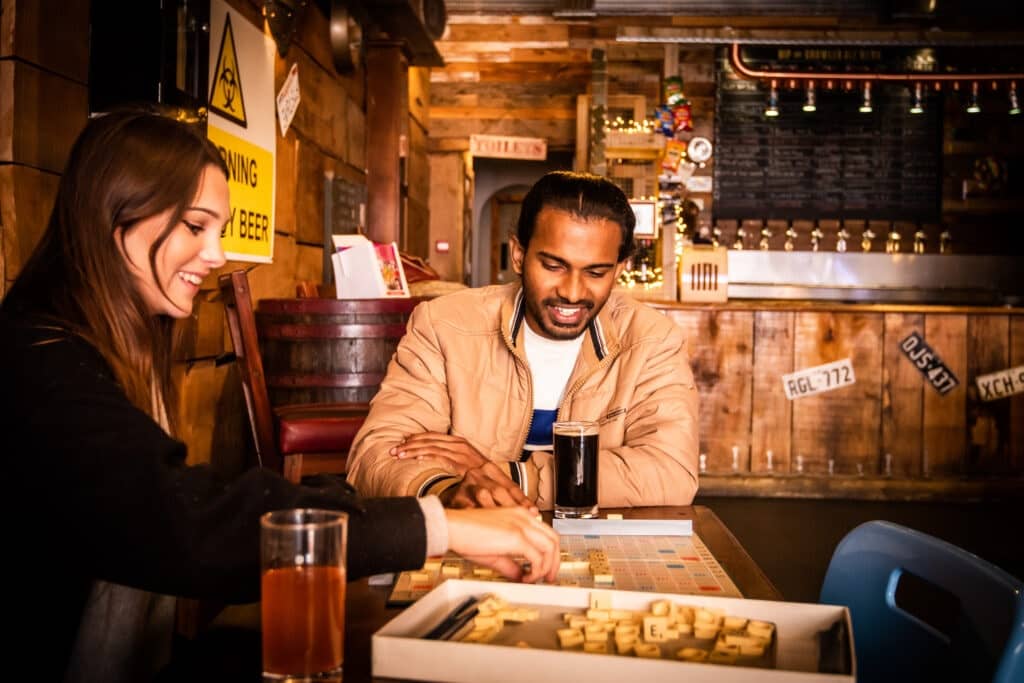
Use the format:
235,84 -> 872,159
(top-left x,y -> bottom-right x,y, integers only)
167,505 -> 778,681
343,505 -> 780,683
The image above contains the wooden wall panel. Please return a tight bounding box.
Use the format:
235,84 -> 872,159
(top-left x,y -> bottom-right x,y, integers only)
0,165 -> 59,290
294,5 -> 364,106
409,66 -> 430,130
0,61 -> 87,171
293,137 -> 328,245
966,315 -> 1011,473
1011,317 -> 1024,472
750,311 -> 793,472
407,119 -> 430,205
922,314 -> 968,476
276,48 -> 350,162
274,134 -> 298,237
175,288 -> 230,362
405,196 -> 430,259
1,0 -> 89,81
430,118 -> 576,148
791,312 -> 883,475
175,361 -> 247,472
428,152 -> 464,281
445,22 -> 571,43
663,309 -> 754,473
347,97 -> 367,172
881,313 -> 925,477
432,83 -> 577,109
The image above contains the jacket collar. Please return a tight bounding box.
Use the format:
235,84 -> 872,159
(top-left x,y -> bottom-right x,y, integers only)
501,286 -> 620,363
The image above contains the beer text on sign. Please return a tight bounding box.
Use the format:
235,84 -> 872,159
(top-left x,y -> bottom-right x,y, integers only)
781,358 -> 856,400
208,125 -> 274,253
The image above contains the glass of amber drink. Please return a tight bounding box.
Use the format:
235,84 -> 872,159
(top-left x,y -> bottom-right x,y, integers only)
261,509 -> 348,681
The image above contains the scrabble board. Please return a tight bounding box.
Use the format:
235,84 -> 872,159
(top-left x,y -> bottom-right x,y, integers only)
386,532 -> 742,607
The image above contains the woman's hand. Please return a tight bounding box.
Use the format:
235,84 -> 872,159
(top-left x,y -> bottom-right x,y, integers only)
444,507 -> 560,583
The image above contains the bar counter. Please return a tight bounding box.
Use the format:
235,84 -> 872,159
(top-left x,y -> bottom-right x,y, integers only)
635,296 -> 1024,500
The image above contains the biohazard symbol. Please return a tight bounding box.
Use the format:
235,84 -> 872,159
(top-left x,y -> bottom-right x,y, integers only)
209,14 -> 247,127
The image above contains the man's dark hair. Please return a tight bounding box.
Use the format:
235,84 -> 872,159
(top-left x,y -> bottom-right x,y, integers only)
516,171 -> 636,262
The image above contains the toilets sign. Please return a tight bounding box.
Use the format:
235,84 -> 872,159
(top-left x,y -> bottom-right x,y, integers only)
208,0 -> 276,263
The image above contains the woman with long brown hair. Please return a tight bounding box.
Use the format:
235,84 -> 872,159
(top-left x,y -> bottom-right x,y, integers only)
0,109 -> 558,682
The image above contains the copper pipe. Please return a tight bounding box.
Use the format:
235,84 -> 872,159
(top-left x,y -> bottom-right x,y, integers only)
729,43 -> 1024,82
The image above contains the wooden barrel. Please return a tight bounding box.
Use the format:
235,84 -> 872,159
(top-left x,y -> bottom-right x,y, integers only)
255,297 -> 424,406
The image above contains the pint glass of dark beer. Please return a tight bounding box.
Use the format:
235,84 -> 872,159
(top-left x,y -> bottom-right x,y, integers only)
552,420 -> 599,518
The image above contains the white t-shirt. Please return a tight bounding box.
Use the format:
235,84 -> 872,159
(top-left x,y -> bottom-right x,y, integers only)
521,322 -> 585,458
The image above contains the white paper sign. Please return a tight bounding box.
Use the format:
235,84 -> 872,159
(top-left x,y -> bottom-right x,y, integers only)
276,62 -> 300,137
782,358 -> 856,400
685,175 -> 712,192
976,365 -> 1024,401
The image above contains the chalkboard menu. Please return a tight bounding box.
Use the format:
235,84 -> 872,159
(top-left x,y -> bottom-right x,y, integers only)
713,61 -> 941,222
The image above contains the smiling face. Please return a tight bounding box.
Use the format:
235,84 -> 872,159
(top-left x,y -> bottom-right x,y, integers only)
511,207 -> 626,340
117,164 -> 229,318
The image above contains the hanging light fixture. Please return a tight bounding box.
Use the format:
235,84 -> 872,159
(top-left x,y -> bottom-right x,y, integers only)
803,80 -> 817,112
966,81 -> 981,113
858,81 -> 873,113
909,82 -> 925,114
764,79 -> 780,117
1010,82 -> 1021,115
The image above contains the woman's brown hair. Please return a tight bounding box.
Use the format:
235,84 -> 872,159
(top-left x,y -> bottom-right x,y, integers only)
3,108 -> 228,433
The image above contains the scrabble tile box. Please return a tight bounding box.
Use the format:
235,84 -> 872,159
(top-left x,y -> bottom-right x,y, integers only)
372,579 -> 855,682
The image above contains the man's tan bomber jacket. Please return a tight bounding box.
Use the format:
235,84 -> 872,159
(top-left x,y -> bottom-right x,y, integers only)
344,283 -> 700,509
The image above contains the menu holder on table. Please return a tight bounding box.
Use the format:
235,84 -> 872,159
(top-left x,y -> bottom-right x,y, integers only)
331,234 -> 410,298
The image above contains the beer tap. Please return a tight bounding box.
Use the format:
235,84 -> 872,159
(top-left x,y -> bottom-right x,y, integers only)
810,225 -> 824,252
784,224 -> 797,251
732,227 -> 746,250
940,230 -> 952,254
836,226 -> 850,253
913,229 -> 927,254
759,224 -> 773,250
860,227 -> 876,252
885,227 -> 902,253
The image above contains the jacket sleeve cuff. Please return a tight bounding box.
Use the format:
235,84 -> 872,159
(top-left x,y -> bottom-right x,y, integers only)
509,458 -> 541,503
416,472 -> 461,499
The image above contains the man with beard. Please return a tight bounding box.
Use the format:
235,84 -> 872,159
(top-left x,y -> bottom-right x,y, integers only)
346,171 -> 699,510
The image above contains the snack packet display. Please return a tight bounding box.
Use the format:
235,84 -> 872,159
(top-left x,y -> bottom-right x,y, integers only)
662,139 -> 688,173
664,76 -> 686,106
673,103 -> 693,134
655,105 -> 675,137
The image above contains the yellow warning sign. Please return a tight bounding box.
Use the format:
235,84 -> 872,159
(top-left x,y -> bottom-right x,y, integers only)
209,14 -> 247,127
207,124 -> 274,261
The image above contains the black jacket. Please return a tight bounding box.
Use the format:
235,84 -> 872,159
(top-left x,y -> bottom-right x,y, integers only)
0,311 -> 425,680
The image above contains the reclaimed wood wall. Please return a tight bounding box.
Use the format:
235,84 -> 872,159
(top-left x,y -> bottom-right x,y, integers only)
657,303 -> 1024,484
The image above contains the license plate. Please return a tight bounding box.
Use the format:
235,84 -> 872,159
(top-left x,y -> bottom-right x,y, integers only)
899,332 -> 959,395
782,358 -> 856,400
976,365 -> 1024,401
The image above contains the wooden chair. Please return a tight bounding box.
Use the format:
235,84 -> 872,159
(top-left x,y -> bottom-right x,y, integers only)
219,269 -> 369,482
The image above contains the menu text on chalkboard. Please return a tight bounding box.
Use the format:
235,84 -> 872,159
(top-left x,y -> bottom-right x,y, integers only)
713,54 -> 941,222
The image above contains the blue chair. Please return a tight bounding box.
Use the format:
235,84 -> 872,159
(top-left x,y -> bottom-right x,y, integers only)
820,520 -> 1022,683
993,594 -> 1024,683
